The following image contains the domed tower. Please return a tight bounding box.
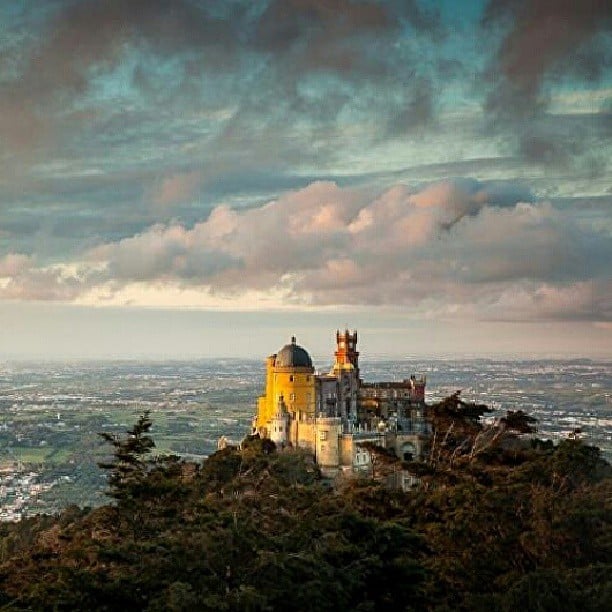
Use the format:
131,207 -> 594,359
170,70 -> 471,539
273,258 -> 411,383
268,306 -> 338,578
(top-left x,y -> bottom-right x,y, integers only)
276,336 -> 313,370
273,336 -> 316,417
256,336 -> 316,433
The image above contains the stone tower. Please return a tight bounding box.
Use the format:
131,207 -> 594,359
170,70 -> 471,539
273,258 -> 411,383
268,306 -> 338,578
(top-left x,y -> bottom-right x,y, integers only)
256,336 -> 316,434
332,329 -> 360,424
334,329 -> 360,379
269,395 -> 290,447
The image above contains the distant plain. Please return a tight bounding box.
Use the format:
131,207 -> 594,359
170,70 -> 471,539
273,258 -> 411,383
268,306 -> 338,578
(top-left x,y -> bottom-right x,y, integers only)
1,358 -> 610,515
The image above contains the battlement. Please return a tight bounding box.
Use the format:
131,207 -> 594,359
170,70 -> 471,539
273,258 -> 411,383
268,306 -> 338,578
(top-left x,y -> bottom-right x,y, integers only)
253,329 -> 429,479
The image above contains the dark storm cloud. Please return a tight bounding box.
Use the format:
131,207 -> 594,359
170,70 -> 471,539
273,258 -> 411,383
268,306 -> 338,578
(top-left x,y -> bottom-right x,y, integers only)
253,0 -> 441,47
1,0 -> 442,104
207,0 -> 444,148
479,0 -> 612,176
517,112 -> 609,168
483,0 -> 611,121
13,0 -> 237,98
254,0 -> 393,53
515,110 -> 611,172
253,0 -> 441,71
0,0 -> 448,158
384,76 -> 435,135
0,0 -> 241,150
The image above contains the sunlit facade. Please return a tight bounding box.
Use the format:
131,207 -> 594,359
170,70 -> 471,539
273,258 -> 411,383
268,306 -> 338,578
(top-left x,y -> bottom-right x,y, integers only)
253,330 -> 429,484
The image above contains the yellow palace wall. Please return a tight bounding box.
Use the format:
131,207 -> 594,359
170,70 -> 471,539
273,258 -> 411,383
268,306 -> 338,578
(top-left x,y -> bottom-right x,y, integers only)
256,357 -> 316,429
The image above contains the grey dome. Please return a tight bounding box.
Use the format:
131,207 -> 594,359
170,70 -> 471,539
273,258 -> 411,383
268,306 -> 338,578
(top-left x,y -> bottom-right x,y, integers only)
275,337 -> 313,368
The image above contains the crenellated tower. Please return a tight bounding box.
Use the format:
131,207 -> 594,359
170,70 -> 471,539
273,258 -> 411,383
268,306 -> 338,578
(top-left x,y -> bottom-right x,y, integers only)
334,329 -> 360,379
252,329 -> 429,484
330,329 -> 360,424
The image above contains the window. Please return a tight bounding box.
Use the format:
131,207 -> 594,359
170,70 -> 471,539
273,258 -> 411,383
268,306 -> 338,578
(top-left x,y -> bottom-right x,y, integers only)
290,393 -> 296,401
319,430 -> 328,441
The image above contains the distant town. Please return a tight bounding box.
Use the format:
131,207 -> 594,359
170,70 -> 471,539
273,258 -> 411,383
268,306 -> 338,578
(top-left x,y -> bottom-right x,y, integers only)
0,468 -> 71,522
1,357 -> 610,520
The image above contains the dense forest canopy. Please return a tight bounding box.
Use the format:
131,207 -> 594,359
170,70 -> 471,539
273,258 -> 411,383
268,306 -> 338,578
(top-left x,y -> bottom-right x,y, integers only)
0,398 -> 611,611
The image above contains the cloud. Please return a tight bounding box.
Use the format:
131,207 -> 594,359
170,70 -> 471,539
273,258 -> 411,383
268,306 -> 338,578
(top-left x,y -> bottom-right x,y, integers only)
10,0 -> 237,100
152,171 -> 202,207
483,280 -> 612,322
384,76 -> 436,135
0,0 -> 240,150
253,0 -> 441,73
0,0 -> 448,162
0,254 -> 98,301
483,0 -> 611,121
0,253 -> 33,277
480,0 -> 611,175
445,201 -> 610,283
2,179 -> 608,322
516,113 -> 612,173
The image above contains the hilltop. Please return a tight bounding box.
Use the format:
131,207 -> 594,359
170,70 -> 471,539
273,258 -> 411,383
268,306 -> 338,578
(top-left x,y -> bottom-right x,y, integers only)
0,396 -> 612,611
0,400 -> 611,611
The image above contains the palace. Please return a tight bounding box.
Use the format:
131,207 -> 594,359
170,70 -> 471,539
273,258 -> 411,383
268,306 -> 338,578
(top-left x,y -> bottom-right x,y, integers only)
253,330 -> 428,483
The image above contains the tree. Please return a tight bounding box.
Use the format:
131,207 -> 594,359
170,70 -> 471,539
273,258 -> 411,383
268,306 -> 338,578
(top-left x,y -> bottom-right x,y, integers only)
97,411 -> 160,539
1,412 -> 610,612
424,394 -> 542,470
425,392 -> 492,469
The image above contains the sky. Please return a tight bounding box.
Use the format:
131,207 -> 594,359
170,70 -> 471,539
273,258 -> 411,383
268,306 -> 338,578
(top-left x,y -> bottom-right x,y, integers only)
0,0 -> 610,360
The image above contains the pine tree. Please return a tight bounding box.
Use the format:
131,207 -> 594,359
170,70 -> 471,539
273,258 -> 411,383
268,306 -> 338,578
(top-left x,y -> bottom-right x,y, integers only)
98,411 -> 155,506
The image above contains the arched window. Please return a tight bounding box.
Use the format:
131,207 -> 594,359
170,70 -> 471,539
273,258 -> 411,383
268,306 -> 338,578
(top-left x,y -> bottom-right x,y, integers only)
401,442 -> 416,461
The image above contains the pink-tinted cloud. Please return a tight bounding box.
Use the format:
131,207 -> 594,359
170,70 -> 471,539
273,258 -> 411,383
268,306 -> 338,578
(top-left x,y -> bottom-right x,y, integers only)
483,280 -> 612,322
1,179 -> 609,322
0,253 -> 33,277
152,171 -> 202,207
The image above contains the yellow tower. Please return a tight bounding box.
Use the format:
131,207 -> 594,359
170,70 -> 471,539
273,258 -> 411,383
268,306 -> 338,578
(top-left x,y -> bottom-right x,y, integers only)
256,336 -> 316,435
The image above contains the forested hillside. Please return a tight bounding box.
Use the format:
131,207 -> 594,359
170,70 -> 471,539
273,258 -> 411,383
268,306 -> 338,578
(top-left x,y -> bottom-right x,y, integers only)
1,403 -> 611,611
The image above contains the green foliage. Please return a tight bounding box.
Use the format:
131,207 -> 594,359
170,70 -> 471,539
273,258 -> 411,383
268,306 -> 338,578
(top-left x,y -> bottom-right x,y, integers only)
97,411 -> 156,503
500,410 -> 537,434
425,393 -> 551,474
0,411 -> 610,612
0,423 -> 423,611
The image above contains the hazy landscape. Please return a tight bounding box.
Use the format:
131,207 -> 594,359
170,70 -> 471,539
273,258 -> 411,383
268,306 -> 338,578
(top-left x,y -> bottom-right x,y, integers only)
0,2 -> 610,608
1,358 -> 610,520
